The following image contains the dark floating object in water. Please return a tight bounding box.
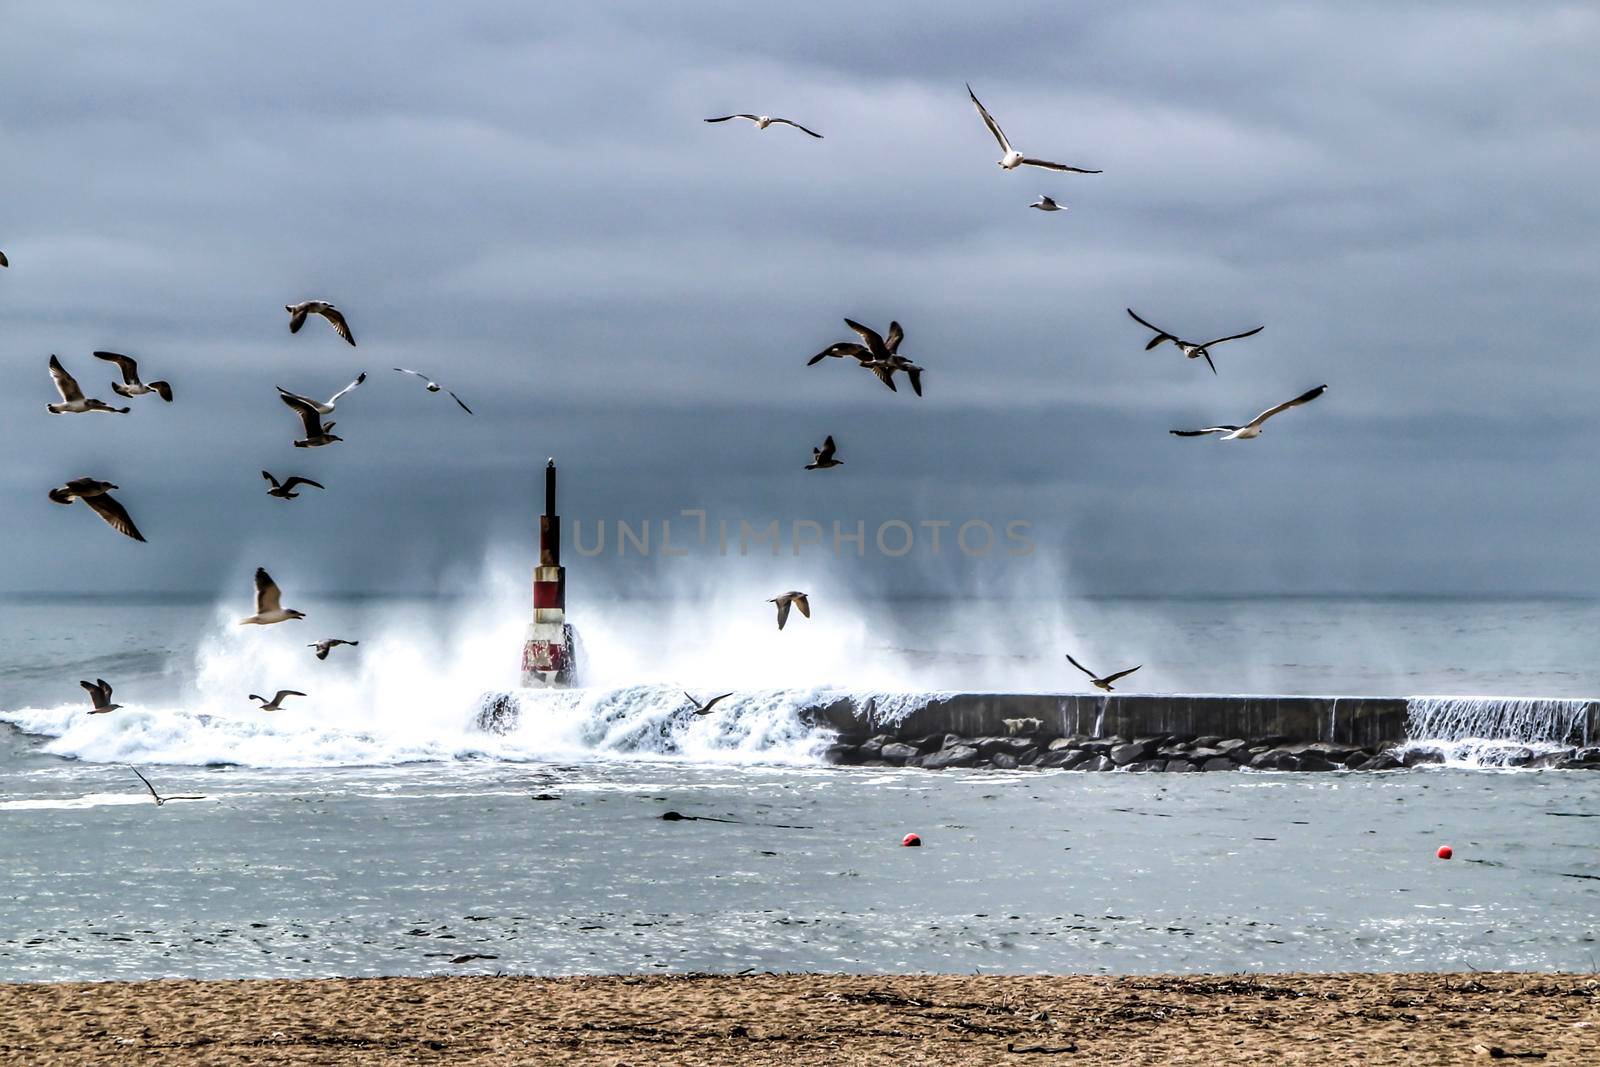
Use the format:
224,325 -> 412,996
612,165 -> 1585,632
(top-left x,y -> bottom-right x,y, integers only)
449,954 -> 498,965
530,793 -> 561,801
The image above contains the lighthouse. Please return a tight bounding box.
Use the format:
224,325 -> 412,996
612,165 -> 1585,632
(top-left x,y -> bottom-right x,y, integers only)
521,459 -> 576,687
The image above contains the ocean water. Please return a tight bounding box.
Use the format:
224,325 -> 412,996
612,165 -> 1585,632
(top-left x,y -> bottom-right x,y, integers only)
2,591 -> 1598,980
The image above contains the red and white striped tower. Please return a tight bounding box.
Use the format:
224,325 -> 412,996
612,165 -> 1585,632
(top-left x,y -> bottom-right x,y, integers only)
521,458 -> 575,686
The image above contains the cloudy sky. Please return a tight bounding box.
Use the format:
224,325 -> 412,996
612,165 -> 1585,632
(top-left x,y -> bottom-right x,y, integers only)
2,1 -> 1597,597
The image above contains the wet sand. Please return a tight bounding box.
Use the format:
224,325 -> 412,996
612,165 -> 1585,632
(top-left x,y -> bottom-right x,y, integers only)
3,971 -> 1595,1065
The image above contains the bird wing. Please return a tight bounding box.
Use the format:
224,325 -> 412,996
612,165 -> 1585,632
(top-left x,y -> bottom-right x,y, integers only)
288,306 -> 308,333
326,372 -> 366,406
905,366 -> 924,397
92,351 -> 140,384
697,693 -> 734,715
1020,158 -> 1101,173
320,306 -> 356,345
1200,349 -> 1217,376
261,471 -> 281,490
48,355 -> 84,402
1101,665 -> 1142,685
83,493 -> 146,542
448,391 -> 474,414
254,568 -> 283,614
1064,653 -> 1099,680
1125,308 -> 1176,347
868,362 -> 898,391
769,117 -> 823,138
793,594 -> 810,618
149,380 -> 173,402
280,393 -> 326,437
0,250 -> 7,267
1169,426 -> 1239,437
394,367 -> 428,382
129,766 -> 161,801
966,84 -> 1011,153
774,598 -> 791,630
274,690 -> 307,703
704,115 -> 759,123
80,679 -> 105,706
843,318 -> 889,360
1199,325 -> 1264,348
807,342 -> 867,366
313,646 -> 330,660
818,435 -> 837,462
1247,385 -> 1327,429
884,321 -> 904,355
282,477 -> 325,492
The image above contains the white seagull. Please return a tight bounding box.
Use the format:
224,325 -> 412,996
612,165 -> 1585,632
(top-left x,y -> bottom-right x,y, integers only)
704,113 -> 822,138
1029,194 -> 1065,212
279,392 -> 343,448
93,351 -> 173,402
1171,385 -> 1328,441
968,84 -> 1101,174
49,478 -> 145,542
47,356 -> 129,414
308,638 -> 359,661
277,372 -> 365,415
393,369 -> 473,413
239,567 -> 306,626
768,591 -> 811,631
1126,309 -> 1263,376
80,679 -> 122,714
249,690 -> 307,711
286,300 -> 356,346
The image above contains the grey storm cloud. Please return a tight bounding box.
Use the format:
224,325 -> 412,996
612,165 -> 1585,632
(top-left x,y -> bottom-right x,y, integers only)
0,2 -> 1597,597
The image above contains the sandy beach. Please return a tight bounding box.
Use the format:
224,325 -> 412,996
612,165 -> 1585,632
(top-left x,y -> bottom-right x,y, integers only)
3,971 -> 1595,1065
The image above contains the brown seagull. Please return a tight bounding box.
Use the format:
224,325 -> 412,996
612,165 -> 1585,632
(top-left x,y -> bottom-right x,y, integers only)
49,478 -> 145,542
768,591 -> 811,630
80,679 -> 122,714
1065,654 -> 1141,692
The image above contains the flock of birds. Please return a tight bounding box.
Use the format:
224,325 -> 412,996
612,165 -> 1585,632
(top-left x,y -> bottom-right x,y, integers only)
20,81 -> 1336,795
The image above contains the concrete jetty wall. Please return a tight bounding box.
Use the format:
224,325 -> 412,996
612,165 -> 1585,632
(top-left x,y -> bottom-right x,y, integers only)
811,693 -> 1420,748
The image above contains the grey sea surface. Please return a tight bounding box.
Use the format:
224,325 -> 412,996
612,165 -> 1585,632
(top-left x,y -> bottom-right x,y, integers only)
2,594 -> 1598,981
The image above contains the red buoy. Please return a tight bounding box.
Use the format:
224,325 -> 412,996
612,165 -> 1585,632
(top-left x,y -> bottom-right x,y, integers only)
901,833 -> 922,847
1437,845 -> 1453,860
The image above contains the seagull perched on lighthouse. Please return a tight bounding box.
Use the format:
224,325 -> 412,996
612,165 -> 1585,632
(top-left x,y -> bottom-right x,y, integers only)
1126,308 -> 1263,376
968,83 -> 1101,174
1170,385 -> 1328,441
704,113 -> 823,138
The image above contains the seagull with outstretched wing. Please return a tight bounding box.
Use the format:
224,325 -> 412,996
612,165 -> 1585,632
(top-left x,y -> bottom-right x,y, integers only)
49,478 -> 145,541
394,368 -> 473,413
1126,308 -> 1263,375
968,84 -> 1101,174
286,300 -> 355,345
768,591 -> 811,631
1171,385 -> 1328,441
704,113 -> 823,138
1065,654 -> 1141,692
684,691 -> 735,716
94,351 -> 173,402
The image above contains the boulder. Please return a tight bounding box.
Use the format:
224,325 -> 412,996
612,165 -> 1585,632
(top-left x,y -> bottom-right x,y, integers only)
1126,760 -> 1165,772
1110,741 -> 1154,766
1016,747 -> 1040,766
879,743 -> 920,764
1297,753 -> 1338,772
1082,755 -> 1115,772
1199,757 -> 1235,772
1193,735 -> 1225,749
1186,746 -> 1225,762
1354,752 -> 1402,771
1078,736 -> 1124,755
910,734 -> 948,754
1249,749 -> 1300,771
1216,738 -> 1250,755
1165,759 -> 1198,773
858,735 -> 893,760
921,745 -> 980,770
1400,748 -> 1444,767
822,743 -> 860,765
991,752 -> 1020,770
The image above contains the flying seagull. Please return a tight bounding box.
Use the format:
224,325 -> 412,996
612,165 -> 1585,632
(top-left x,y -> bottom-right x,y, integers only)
286,300 -> 355,345
93,352 -> 173,402
1065,654 -> 1142,692
806,341 -> 872,367
837,319 -> 925,396
47,356 -> 129,414
49,478 -> 145,542
683,691 -> 734,716
864,356 -> 924,396
309,638 -> 359,661
261,471 -> 325,499
1126,309 -> 1263,376
1171,384 -> 1328,440
967,84 -> 1101,174
277,373 -> 365,415
279,392 -> 342,448
1029,194 -> 1064,212
704,114 -> 822,138
806,435 -> 843,470
769,591 -> 811,630
239,567 -> 306,626
80,679 -> 122,714
129,766 -> 205,806
249,690 -> 307,711
393,369 -> 473,413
